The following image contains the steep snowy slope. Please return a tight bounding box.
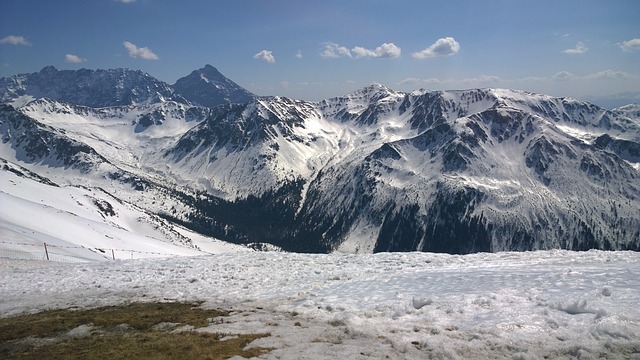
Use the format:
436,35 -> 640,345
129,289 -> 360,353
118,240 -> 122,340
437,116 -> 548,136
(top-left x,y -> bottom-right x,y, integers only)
0,101 -> 206,246
164,96 -> 340,196
0,159 -> 250,262
1,66 -> 638,254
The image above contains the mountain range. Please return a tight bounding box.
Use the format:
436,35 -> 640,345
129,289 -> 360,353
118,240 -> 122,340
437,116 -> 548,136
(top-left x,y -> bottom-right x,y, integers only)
1,65 -> 638,254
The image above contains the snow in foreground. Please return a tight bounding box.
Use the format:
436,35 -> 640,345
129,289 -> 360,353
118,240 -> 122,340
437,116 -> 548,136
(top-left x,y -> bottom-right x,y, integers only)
1,250 -> 639,359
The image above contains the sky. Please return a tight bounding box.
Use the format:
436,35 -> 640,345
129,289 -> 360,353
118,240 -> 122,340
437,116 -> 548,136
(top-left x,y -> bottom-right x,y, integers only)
0,0 -> 639,107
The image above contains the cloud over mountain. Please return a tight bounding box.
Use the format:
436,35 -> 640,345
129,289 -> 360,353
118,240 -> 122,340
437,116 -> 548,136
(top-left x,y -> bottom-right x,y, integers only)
123,41 -> 159,60
64,54 -> 87,63
585,70 -> 635,79
254,50 -> 276,63
412,37 -> 460,59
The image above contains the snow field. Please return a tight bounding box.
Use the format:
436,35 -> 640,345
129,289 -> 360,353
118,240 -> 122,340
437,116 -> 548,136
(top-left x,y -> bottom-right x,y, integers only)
1,250 -> 638,359
0,170 -> 248,261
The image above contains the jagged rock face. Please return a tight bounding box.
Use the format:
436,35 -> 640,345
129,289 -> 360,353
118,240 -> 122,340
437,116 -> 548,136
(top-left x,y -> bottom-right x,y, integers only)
0,66 -> 188,108
1,65 -> 639,254
172,65 -> 255,107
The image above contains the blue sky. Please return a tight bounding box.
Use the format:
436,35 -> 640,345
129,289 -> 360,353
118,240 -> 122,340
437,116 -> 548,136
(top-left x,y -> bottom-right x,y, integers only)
1,0 -> 639,107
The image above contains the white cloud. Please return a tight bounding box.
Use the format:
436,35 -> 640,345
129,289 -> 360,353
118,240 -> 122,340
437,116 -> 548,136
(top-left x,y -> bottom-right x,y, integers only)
519,76 -> 548,82
399,77 -> 422,85
461,74 -> 502,84
321,42 -> 401,59
584,70 -> 636,80
253,50 -> 275,63
550,70 -> 635,82
64,54 -> 87,63
0,35 -> 31,46
552,71 -> 576,81
296,50 -> 303,59
412,37 -> 460,59
123,41 -> 159,60
563,42 -> 588,55
351,42 -> 401,59
115,0 -> 136,3
321,42 -> 352,58
417,78 -> 443,84
619,38 -> 640,52
400,74 -> 500,86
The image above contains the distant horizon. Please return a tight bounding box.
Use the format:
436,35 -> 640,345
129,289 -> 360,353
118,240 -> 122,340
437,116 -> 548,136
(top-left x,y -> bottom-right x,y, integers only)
3,63 -> 639,110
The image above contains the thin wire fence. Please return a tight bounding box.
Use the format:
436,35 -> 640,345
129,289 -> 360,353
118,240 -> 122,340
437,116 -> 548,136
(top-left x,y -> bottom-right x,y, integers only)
0,241 -> 182,263
0,249 -> 92,263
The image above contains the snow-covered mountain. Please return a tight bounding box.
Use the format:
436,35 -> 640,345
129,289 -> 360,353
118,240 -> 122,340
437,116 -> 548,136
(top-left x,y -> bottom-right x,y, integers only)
0,66 -> 189,108
172,64 -> 255,107
613,103 -> 640,119
1,67 -> 638,254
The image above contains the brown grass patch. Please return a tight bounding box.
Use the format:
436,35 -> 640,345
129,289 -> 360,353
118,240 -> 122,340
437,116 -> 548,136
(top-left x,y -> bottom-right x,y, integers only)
0,302 -> 272,359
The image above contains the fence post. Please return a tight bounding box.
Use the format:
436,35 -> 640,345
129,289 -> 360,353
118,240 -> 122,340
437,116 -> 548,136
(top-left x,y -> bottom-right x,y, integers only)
44,242 -> 49,261
112,249 -> 115,261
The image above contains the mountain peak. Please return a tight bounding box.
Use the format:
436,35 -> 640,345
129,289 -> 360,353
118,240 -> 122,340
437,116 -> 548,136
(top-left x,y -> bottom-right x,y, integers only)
39,65 -> 59,74
341,83 -> 398,102
172,65 -> 255,108
201,64 -> 221,75
365,82 -> 388,90
361,82 -> 393,94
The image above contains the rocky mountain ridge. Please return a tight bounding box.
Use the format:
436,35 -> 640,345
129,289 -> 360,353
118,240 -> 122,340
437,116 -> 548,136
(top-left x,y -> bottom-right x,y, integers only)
0,65 -> 254,109
1,66 -> 638,253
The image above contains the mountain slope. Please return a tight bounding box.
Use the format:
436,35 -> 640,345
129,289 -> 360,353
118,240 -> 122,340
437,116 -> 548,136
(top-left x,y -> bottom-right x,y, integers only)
0,159 -> 250,261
